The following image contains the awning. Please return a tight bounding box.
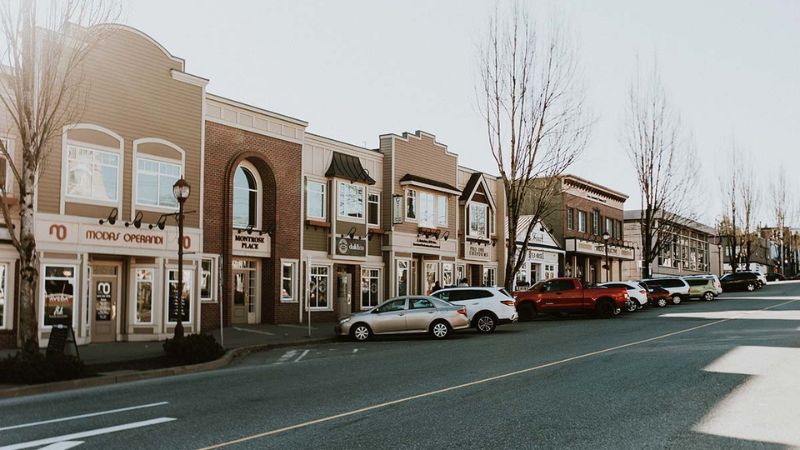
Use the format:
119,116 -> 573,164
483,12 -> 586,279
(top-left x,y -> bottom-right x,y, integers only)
325,152 -> 376,185
399,174 -> 460,195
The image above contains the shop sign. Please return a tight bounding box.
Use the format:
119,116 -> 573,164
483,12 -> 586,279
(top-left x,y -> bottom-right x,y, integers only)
335,237 -> 366,257
527,250 -> 545,261
168,283 -> 190,323
95,281 -> 112,321
566,238 -> 635,260
232,232 -> 271,258
392,196 -> 403,224
464,241 -> 490,261
45,292 -> 72,326
37,220 -> 200,253
413,236 -> 441,249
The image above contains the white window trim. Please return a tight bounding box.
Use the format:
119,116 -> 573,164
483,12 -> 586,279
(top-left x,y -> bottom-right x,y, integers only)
306,178 -> 327,221
0,260 -> 12,330
200,256 -> 218,303
308,263 -> 333,311
164,267 -> 194,325
360,267 -> 382,309
280,258 -> 299,303
337,181 -> 365,223
233,160 -> 263,230
405,189 -> 417,222
468,203 -> 489,238
488,207 -> 495,236
131,266 -> 157,325
60,124 -> 124,214
39,263 -> 79,330
367,191 -> 380,227
395,258 -> 411,297
132,138 -> 186,216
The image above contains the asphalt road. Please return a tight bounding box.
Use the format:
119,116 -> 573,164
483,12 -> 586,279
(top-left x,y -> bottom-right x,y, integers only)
2,282 -> 800,449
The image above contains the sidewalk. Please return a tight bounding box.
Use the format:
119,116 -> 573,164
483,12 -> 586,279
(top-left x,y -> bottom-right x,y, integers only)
0,322 -> 338,366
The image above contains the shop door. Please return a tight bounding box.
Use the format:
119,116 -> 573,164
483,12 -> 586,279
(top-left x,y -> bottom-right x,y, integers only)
336,271 -> 352,319
232,269 -> 256,324
91,265 -> 119,343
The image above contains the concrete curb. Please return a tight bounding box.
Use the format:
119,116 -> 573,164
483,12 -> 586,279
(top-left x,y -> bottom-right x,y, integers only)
0,336 -> 337,399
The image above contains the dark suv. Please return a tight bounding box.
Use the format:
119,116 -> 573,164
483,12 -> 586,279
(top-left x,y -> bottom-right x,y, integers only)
720,272 -> 760,292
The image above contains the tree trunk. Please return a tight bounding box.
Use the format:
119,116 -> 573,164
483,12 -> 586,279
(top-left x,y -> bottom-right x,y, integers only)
18,166 -> 39,353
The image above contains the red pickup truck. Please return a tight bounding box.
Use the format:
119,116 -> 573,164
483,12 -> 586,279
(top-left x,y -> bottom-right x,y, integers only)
514,278 -> 631,320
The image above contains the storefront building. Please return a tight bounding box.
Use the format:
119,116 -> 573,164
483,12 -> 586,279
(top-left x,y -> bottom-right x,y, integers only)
301,134 -> 384,321
0,25 -> 208,347
456,168 -> 503,287
202,95 -> 305,328
511,216 -> 564,289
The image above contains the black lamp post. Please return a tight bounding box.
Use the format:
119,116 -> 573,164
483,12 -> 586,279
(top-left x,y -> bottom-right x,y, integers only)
172,178 -> 191,339
602,231 -> 611,282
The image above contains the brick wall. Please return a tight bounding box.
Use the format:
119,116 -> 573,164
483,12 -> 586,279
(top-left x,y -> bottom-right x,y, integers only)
202,121 -> 302,330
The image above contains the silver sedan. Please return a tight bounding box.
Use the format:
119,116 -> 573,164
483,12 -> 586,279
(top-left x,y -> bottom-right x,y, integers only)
336,296 -> 470,341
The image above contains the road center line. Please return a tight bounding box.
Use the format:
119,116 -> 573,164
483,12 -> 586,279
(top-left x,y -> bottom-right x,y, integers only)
198,299 -> 799,449
0,402 -> 169,432
0,417 -> 176,450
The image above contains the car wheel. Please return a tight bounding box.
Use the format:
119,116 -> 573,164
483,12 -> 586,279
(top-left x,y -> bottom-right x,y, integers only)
637,301 -> 644,310
626,301 -> 638,313
596,300 -> 614,319
350,323 -> 371,341
671,295 -> 682,305
703,291 -> 715,301
518,302 -> 537,321
746,283 -> 756,292
474,313 -> 497,334
430,320 -> 450,339
657,298 -> 667,308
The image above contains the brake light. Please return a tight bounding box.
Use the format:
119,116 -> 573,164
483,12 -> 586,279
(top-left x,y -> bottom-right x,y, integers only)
501,300 -> 515,307
457,307 -> 467,316
640,290 -> 646,295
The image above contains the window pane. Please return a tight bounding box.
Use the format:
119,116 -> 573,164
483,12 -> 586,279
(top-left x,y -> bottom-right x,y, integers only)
282,263 -> 294,300
406,190 -> 416,219
43,266 -> 75,326
158,174 -> 179,207
307,182 -> 325,219
368,193 -> 379,226
137,172 -> 158,205
338,183 -> 364,219
135,269 -> 153,323
200,260 -> 212,300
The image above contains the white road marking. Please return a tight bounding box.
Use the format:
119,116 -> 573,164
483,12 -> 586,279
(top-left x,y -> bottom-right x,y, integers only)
660,310 -> 800,321
294,350 -> 309,363
0,402 -> 169,432
231,327 -> 274,336
695,346 -> 800,447
37,442 -> 83,450
719,296 -> 800,300
352,349 -> 358,354
195,299 -> 799,449
275,350 -> 297,364
0,417 -> 176,450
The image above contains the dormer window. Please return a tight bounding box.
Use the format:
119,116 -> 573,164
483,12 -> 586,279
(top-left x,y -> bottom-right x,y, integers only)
469,203 -> 488,238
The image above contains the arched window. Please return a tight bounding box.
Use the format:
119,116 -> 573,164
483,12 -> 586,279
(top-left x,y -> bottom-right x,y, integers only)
233,162 -> 261,229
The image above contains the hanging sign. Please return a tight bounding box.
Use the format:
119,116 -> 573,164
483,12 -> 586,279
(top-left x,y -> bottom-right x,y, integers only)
335,237 -> 367,257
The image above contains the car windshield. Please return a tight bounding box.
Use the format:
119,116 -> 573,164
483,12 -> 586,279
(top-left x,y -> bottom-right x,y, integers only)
530,281 -> 546,291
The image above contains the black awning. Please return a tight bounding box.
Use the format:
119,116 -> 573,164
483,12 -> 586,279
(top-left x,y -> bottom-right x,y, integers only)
399,174 -> 460,194
325,152 -> 376,185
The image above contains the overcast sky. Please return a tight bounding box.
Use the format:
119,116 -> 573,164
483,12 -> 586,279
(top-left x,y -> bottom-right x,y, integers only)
123,0 -> 800,226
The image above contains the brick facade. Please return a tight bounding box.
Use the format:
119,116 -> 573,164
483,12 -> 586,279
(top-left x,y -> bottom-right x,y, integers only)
202,121 -> 302,330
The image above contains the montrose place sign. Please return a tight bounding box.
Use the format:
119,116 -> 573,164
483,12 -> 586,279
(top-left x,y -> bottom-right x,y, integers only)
232,231 -> 271,258
37,220 -> 200,253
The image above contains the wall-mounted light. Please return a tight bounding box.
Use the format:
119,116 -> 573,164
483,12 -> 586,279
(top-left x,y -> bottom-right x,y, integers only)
442,231 -> 450,241
347,226 -> 357,239
126,211 -> 144,229
149,214 -> 168,230
367,232 -> 374,241
433,230 -> 441,239
99,207 -> 118,225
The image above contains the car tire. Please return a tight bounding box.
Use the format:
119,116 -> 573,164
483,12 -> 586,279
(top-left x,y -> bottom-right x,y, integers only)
518,302 -> 537,321
703,291 -> 715,301
746,282 -> 756,292
474,313 -> 497,334
637,302 -> 644,310
671,295 -> 682,305
350,323 -> 371,341
430,320 -> 451,339
596,300 -> 614,319
626,301 -> 638,313
657,298 -> 667,308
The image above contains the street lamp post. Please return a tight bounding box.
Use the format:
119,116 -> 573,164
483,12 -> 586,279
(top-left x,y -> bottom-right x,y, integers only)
602,231 -> 611,282
173,178 -> 191,339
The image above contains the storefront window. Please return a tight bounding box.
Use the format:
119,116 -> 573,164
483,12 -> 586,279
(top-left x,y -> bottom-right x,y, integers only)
66,145 -> 119,202
469,204 -> 488,238
424,263 -> 438,295
307,180 -> 326,220
309,265 -> 330,309
456,265 -> 465,285
136,158 -> 180,208
437,196 -> 448,227
361,268 -> 380,308
281,261 -> 297,302
43,265 -> 76,327
200,258 -> 214,302
338,182 -> 364,220
368,193 -> 380,226
0,263 -> 6,328
397,260 -> 409,296
483,267 -> 496,287
167,269 -> 192,323
134,268 -> 153,324
406,189 -> 416,220
442,263 -> 454,287
515,268 -> 528,289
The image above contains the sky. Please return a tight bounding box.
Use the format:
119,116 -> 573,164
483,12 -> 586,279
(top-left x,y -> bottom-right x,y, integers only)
122,0 -> 800,226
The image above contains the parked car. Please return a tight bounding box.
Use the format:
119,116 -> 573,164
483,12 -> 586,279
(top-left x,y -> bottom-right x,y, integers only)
598,281 -> 648,312
336,296 -> 470,341
641,278 -> 691,305
738,271 -> 767,287
431,287 -> 518,334
513,278 -> 631,320
639,282 -> 671,308
683,274 -> 723,295
684,278 -> 717,301
766,273 -> 785,282
719,272 -> 761,292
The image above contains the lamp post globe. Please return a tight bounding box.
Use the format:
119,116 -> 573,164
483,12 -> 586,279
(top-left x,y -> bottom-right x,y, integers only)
172,178 -> 190,339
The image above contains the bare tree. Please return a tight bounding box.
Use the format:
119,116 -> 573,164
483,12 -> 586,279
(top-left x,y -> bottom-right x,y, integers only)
738,161 -> 759,270
719,144 -> 744,273
769,168 -> 789,273
622,63 -> 697,279
478,4 -> 590,291
0,0 -> 116,353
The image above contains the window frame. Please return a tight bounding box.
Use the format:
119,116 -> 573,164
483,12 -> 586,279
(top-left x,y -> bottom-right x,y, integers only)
418,191 -> 437,228
64,143 -> 121,205
567,208 -> 575,230
40,264 -> 78,329
337,181 -> 365,222
437,195 -> 448,227
577,210 -> 587,233
469,203 -> 489,238
396,259 -> 410,297
308,264 -> 332,310
306,179 -> 327,221
483,266 -> 497,287
367,192 -> 380,227
591,210 -> 601,235
0,262 -> 9,330
489,207 -> 495,236
361,267 -> 382,309
135,156 -> 182,210
281,259 -> 298,303
405,189 -> 417,222
233,161 -> 263,230
132,267 -> 155,325
200,257 -> 218,303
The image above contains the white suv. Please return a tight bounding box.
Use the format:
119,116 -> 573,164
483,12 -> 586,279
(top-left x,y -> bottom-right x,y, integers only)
599,282 -> 648,312
431,287 -> 518,334
641,278 -> 691,305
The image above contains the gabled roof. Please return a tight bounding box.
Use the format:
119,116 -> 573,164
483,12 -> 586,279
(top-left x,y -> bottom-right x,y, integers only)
325,152 -> 376,185
506,215 -> 563,251
459,172 -> 497,209
399,174 -> 460,195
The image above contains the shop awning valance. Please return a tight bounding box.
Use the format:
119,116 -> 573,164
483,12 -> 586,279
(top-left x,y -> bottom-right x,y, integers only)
325,151 -> 376,185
